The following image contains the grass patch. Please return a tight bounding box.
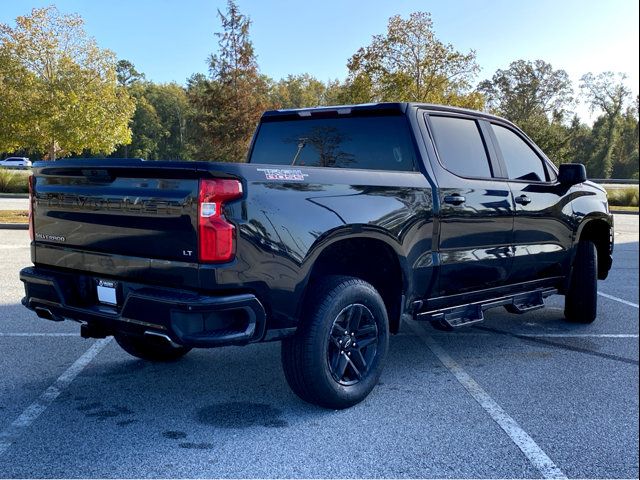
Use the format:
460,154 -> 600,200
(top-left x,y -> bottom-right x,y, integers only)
0,209 -> 29,223
0,168 -> 30,193
609,205 -> 639,213
606,187 -> 639,207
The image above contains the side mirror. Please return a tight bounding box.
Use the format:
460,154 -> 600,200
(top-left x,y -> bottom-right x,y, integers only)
558,163 -> 587,186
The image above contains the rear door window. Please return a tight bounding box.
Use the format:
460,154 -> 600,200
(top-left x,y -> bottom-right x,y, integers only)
492,124 -> 548,182
249,115 -> 416,171
428,115 -> 493,178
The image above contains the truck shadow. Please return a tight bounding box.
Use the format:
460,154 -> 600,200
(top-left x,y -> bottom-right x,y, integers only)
68,322 -> 459,434
73,299 -> 593,423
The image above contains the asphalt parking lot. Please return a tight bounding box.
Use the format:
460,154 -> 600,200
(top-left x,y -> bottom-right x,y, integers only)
0,215 -> 637,478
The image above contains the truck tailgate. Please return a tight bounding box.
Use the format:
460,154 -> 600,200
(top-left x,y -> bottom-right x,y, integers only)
31,160 -> 219,289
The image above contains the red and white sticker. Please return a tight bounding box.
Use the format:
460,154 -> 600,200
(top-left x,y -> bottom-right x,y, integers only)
257,168 -> 308,181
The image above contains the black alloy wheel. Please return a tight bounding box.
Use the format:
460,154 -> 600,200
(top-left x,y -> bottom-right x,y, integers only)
281,275 -> 389,409
327,304 -> 379,385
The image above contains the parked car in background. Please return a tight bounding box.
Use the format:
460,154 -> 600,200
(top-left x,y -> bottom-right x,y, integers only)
0,157 -> 32,168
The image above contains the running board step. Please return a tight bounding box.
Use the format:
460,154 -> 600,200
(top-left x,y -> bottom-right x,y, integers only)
415,288 -> 557,329
504,290 -> 546,314
426,305 -> 485,329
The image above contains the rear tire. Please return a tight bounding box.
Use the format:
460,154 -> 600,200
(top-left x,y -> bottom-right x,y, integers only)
564,240 -> 598,323
114,332 -> 191,361
281,276 -> 389,409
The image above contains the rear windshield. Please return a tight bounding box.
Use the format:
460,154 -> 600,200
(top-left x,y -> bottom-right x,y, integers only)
249,115 -> 416,171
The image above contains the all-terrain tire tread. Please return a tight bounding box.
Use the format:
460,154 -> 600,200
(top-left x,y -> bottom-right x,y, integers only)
281,275 -> 387,409
564,240 -> 598,323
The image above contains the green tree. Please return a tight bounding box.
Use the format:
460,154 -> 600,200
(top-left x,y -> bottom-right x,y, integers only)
123,88 -> 164,159
116,59 -> 145,87
0,6 -> 135,160
580,72 -> 631,177
148,83 -> 193,159
270,74 -> 327,109
111,80 -> 194,160
478,60 -> 574,123
335,74 -> 375,105
478,60 -> 576,164
322,78 -> 351,105
185,73 -> 209,156
566,116 -> 594,166
583,116 -> 614,177
344,12 -> 483,108
189,0 -> 269,161
612,99 -> 639,178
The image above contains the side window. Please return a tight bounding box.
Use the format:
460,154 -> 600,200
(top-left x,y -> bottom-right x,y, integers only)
492,124 -> 547,182
428,115 -> 493,178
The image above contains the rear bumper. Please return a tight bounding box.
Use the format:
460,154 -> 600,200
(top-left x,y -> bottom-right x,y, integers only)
19,266 -> 266,348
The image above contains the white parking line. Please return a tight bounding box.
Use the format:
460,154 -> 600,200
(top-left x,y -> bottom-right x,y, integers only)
427,333 -> 638,339
520,333 -> 638,338
408,321 -> 567,480
598,292 -> 639,308
0,337 -> 111,457
0,333 -> 77,337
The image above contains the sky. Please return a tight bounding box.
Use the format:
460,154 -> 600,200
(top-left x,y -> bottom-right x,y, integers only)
1,0 -> 638,123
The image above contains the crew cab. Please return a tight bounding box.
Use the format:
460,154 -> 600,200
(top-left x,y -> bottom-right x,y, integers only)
20,103 -> 613,408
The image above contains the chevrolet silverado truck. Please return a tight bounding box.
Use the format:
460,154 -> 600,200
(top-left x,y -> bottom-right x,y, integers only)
20,103 -> 613,409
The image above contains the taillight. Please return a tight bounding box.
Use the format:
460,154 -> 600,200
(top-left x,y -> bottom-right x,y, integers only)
28,175 -> 34,241
198,178 -> 243,263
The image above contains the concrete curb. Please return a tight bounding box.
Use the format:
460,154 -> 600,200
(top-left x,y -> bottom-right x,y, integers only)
611,210 -> 639,215
0,194 -> 29,199
0,223 -> 28,230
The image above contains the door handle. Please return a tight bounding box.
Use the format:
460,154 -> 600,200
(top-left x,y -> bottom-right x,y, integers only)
443,194 -> 466,206
515,194 -> 532,205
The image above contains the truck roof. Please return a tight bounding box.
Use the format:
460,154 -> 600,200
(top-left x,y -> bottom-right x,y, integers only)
262,102 -> 513,126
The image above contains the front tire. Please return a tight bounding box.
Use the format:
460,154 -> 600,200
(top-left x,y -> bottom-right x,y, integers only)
564,240 -> 598,323
281,276 -> 389,409
114,332 -> 191,361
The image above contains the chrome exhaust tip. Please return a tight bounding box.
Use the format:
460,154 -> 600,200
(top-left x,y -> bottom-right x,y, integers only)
144,330 -> 181,348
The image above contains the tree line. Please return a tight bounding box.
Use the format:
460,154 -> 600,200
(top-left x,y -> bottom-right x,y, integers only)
1,2 -> 637,178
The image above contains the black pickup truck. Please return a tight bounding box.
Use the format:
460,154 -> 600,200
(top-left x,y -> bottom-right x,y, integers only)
20,103 -> 613,408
